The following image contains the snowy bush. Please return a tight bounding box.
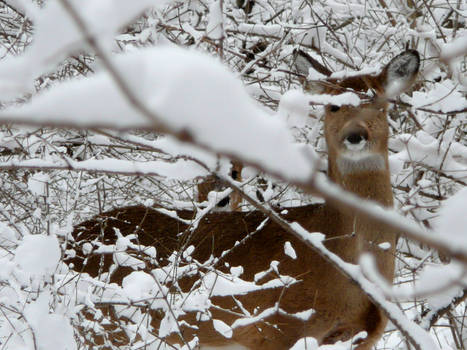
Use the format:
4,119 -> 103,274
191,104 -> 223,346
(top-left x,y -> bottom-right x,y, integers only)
0,0 -> 465,349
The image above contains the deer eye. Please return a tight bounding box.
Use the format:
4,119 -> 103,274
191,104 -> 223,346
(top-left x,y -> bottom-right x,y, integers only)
330,105 -> 340,112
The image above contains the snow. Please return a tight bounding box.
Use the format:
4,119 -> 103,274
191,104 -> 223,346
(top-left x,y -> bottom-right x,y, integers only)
411,80 -> 467,113
0,2 -> 464,349
434,187 -> 467,251
122,271 -> 156,301
213,319 -> 233,338
378,242 -> 391,250
290,335 -> 368,349
307,91 -> 361,107
1,156 -> 209,181
290,337 -> 319,350
27,172 -> 50,196
150,135 -> 220,172
14,234 -> 60,276
0,0 -> 168,98
203,271 -> 297,297
238,23 -> 283,37
278,90 -> 314,129
24,292 -> 76,350
230,266 -> 244,277
0,47 -> 315,182
231,305 -> 279,328
390,132 -> 467,181
0,222 -> 17,249
417,263 -> 465,310
441,35 -> 467,60
284,241 -> 297,259
206,1 -> 224,40
330,67 -> 379,79
293,25 -> 327,50
114,250 -> 146,270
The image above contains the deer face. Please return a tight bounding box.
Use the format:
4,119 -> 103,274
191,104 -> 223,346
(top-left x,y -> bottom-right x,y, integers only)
324,102 -> 390,175
294,49 -> 420,176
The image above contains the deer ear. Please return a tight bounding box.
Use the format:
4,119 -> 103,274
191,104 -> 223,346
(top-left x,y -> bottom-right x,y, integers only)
382,50 -> 420,97
293,49 -> 332,78
293,49 -> 313,78
293,49 -> 331,93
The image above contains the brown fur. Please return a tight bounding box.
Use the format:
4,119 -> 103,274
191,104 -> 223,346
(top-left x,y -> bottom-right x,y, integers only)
68,50 -> 419,349
197,161 -> 244,211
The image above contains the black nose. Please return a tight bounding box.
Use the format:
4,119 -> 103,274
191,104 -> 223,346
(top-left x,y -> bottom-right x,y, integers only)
345,130 -> 368,144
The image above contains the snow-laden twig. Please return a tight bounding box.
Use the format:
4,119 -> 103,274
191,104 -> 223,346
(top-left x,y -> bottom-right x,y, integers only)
57,0 -> 170,132
0,157 -> 207,180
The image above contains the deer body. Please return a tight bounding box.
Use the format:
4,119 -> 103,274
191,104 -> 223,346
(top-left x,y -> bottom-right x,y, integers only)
69,50 -> 419,349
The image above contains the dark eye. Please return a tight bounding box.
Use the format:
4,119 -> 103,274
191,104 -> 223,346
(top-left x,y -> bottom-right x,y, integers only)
330,105 -> 340,112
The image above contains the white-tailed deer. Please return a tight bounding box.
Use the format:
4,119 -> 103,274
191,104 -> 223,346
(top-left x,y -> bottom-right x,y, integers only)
68,50 -> 420,350
197,160 -> 244,211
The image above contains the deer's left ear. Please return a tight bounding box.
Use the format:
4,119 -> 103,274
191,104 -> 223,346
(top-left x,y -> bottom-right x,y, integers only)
381,50 -> 420,97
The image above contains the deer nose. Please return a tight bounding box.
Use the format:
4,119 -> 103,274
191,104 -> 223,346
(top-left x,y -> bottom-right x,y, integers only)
344,128 -> 369,145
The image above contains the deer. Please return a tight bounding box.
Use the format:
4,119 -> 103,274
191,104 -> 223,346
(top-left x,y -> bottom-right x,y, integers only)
68,49 -> 420,350
197,160 -> 244,211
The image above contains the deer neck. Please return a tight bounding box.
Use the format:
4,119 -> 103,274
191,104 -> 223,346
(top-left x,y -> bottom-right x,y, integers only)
327,153 -> 393,208
326,153 -> 395,271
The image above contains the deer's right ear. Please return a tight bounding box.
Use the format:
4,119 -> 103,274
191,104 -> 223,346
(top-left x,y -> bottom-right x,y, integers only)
293,49 -> 313,78
382,50 -> 420,97
293,49 -> 331,93
293,49 -> 332,78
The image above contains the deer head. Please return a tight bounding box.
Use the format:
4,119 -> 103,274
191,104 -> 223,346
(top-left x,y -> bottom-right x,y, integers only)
295,49 -> 420,204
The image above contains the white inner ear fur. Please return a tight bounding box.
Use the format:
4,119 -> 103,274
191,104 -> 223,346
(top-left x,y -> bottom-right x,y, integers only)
337,153 -> 386,175
388,53 -> 419,79
385,52 -> 419,97
295,54 -> 312,78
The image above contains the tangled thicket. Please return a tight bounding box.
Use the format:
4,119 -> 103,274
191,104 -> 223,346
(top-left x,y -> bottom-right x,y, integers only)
0,0 -> 465,349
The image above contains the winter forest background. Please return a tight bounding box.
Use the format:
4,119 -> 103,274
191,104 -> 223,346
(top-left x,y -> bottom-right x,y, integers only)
0,0 -> 465,349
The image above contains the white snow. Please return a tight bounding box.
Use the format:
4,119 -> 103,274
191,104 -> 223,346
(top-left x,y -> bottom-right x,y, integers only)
411,80 -> 467,113
122,271 -> 156,301
0,0 -> 170,98
0,47 -> 315,182
27,172 -> 50,196
290,335 -> 367,349
284,241 -> 297,259
290,337 -> 319,350
14,234 -> 61,276
24,292 -> 76,350
0,2 -> 463,349
206,1 -> 224,40
238,23 -> 283,37
434,187 -> 467,251
390,132 -> 467,180
417,263 -> 465,310
307,91 -> 361,107
278,90 -> 314,128
0,222 -> 17,249
213,319 -> 233,338
1,156 -> 209,181
441,35 -> 467,61
378,242 -> 391,250
203,271 -> 297,297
